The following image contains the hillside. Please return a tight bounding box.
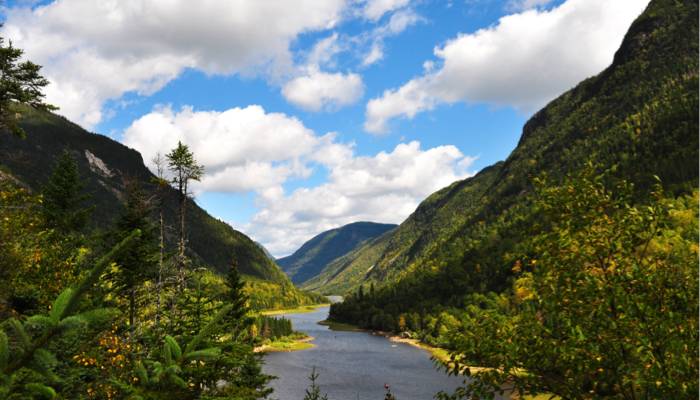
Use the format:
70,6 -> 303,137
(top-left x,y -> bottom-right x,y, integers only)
0,106 -> 322,305
316,0 -> 698,296
278,221 -> 396,284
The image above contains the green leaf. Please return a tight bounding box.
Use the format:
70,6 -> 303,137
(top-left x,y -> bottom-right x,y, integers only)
134,361 -> 149,385
164,335 -> 182,361
184,347 -> 221,361
170,374 -> 187,389
8,319 -> 31,350
24,383 -> 56,399
49,288 -> 74,322
56,315 -> 90,334
26,315 -> 56,330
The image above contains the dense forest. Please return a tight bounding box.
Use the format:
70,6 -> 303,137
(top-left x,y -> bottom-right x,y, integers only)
329,0 -> 699,398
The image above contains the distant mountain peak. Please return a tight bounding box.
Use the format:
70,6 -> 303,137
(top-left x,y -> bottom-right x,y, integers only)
277,221 -> 397,285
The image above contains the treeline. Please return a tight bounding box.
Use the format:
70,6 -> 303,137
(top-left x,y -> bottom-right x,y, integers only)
330,166 -> 699,399
251,316 -> 294,340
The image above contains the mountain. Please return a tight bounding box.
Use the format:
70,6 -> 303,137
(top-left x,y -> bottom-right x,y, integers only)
0,106 -> 322,306
277,222 -> 397,284
313,0 -> 698,297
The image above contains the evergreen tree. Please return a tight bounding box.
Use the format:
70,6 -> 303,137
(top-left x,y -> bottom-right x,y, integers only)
224,261 -> 250,331
0,31 -> 56,138
109,179 -> 158,340
303,367 -> 328,400
41,151 -> 91,233
165,141 -> 204,287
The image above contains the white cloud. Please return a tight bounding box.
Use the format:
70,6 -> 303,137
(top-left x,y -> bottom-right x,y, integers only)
2,0 -> 347,128
282,69 -> 364,111
122,103 -> 476,257
506,0 -> 555,12
362,0 -> 410,21
122,105 -> 321,193
361,9 -> 423,66
363,43 -> 385,66
246,141 -> 477,256
364,0 -> 650,133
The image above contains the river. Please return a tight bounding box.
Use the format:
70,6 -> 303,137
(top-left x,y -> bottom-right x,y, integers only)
262,305 -> 465,400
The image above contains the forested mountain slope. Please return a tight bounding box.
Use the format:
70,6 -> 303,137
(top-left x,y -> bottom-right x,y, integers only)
0,106 -> 292,287
316,0 -> 698,296
278,221 -> 396,284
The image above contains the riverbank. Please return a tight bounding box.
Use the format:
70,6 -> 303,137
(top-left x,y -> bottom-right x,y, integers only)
254,335 -> 315,353
260,303 -> 330,316
319,320 -> 455,366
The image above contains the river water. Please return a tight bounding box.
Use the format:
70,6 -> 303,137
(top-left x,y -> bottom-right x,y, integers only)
262,306 -> 465,400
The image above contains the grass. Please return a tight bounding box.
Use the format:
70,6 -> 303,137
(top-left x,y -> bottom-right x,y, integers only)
260,303 -> 329,316
254,334 -> 316,353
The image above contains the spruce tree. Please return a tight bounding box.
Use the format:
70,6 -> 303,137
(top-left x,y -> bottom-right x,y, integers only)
0,31 -> 56,138
303,367 -> 328,400
110,179 -> 158,341
165,141 -> 204,287
224,261 -> 250,330
41,151 -> 91,233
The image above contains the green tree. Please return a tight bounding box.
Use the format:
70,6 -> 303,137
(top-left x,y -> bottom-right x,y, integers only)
41,151 -> 91,233
224,261 -> 251,335
0,31 -> 56,138
109,179 -> 158,341
303,367 -> 328,400
0,231 -> 140,398
441,169 -> 699,399
166,141 -> 204,286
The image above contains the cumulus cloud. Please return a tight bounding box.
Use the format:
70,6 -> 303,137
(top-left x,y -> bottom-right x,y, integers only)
122,105 -> 321,193
364,0 -> 650,133
282,69 -> 364,111
246,141 -> 477,256
2,0 -> 347,128
122,103 -> 476,256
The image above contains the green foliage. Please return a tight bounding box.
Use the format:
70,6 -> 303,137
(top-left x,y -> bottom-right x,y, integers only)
279,222 -> 396,284
0,105 -> 305,287
439,170 -> 699,399
252,316 -> 294,341
303,367 -> 328,400
0,231 -> 140,398
0,31 -> 56,138
41,151 -> 92,233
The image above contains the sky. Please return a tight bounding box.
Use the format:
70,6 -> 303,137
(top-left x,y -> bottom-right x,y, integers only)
1,0 -> 650,257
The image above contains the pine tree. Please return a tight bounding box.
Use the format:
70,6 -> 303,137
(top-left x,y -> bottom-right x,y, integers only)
165,141 -> 204,287
303,367 -> 328,400
0,31 -> 56,138
224,261 -> 250,332
41,151 -> 91,233
109,179 -> 158,341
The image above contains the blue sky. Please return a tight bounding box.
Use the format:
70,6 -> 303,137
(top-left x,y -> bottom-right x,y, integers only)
2,0 -> 649,255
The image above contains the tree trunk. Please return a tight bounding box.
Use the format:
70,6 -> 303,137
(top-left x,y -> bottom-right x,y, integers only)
155,208 -> 164,327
